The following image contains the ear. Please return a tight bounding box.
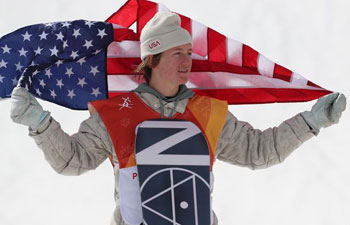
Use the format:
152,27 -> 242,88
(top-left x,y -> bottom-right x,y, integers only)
146,55 -> 155,68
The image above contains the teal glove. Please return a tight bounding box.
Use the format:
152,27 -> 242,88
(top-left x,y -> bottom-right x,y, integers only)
301,92 -> 346,134
10,87 -> 51,131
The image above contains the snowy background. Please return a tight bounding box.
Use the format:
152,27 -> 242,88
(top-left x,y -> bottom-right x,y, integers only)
0,0 -> 349,224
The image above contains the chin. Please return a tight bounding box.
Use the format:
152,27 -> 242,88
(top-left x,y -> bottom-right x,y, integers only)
178,78 -> 188,85
177,74 -> 190,84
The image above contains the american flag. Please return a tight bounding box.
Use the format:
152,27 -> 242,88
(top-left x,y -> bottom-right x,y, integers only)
0,0 -> 331,110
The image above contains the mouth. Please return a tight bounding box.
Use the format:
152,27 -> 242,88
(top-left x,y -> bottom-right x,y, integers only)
178,69 -> 189,73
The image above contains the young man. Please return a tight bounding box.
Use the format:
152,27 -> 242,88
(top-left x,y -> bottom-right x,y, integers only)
10,12 -> 346,225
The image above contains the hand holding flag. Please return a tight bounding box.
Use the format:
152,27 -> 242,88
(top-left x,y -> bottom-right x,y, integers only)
10,87 -> 51,130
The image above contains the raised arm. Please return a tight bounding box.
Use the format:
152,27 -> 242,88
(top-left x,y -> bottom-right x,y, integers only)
10,87 -> 114,175
216,93 -> 346,170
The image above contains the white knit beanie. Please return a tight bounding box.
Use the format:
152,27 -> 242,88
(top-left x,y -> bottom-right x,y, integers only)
140,11 -> 192,60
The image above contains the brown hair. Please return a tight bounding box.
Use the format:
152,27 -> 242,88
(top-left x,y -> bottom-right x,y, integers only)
135,53 -> 162,83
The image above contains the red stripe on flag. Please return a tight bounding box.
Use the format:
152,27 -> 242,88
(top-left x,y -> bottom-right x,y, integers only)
109,88 -> 331,104
242,45 -> 259,69
193,88 -> 331,104
192,60 -> 258,74
108,91 -> 131,98
207,28 -> 227,63
106,0 -> 138,27
178,14 -> 192,35
106,58 -> 258,75
107,58 -> 142,74
307,81 -> 322,88
273,64 -> 293,82
113,28 -> 140,42
137,0 -> 158,34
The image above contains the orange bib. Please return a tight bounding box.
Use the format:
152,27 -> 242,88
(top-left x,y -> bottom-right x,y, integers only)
91,92 -> 228,170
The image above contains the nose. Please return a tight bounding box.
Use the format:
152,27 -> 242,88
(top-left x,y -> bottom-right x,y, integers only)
181,54 -> 192,67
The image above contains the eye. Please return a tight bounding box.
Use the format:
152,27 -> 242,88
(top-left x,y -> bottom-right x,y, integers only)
188,52 -> 192,56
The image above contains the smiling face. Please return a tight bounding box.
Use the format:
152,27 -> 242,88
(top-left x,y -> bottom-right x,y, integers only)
149,43 -> 192,96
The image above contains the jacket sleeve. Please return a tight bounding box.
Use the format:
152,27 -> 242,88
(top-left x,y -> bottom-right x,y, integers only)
215,111 -> 316,170
28,113 -> 114,175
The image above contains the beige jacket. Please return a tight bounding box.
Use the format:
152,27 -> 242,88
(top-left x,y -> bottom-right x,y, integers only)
29,92 -> 315,225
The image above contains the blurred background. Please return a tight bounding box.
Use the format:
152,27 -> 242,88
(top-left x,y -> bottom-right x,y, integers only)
0,0 -> 349,224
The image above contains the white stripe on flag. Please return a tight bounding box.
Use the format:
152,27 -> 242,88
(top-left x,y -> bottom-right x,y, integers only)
258,54 -> 275,78
108,75 -> 140,91
186,72 -> 321,89
112,24 -> 124,29
290,72 -> 309,86
107,41 -> 141,58
107,72 -> 323,92
192,20 -> 208,58
227,38 -> 243,66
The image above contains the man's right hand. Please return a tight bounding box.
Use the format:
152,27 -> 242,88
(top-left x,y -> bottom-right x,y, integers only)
10,87 -> 51,130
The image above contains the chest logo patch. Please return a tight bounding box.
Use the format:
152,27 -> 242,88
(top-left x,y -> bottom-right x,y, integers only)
119,97 -> 133,110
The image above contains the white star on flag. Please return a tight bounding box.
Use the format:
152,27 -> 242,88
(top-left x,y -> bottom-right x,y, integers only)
45,69 -> 53,79
63,40 -> 69,49
39,79 -> 46,88
91,87 -> 102,97
85,21 -> 95,28
83,40 -> 93,49
78,77 -> 87,88
38,31 -> 49,40
55,59 -> 64,67
56,32 -> 65,41
93,49 -> 102,55
61,21 -> 72,28
0,59 -> 8,68
34,47 -> 43,55
77,57 -> 86,66
50,89 -> 57,99
22,31 -> 32,41
67,89 -> 76,99
18,48 -> 28,57
65,67 -> 74,77
56,79 -> 64,89
2,45 -> 11,54
12,77 -> 18,86
15,62 -> 23,71
70,50 -> 79,59
72,29 -> 81,39
89,66 -> 99,76
97,29 -> 107,39
50,46 -> 59,57
35,88 -> 42,96
30,61 -> 37,67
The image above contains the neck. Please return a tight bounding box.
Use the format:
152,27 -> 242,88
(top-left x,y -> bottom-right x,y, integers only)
149,79 -> 179,97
